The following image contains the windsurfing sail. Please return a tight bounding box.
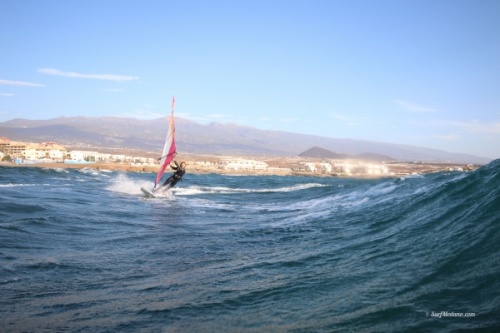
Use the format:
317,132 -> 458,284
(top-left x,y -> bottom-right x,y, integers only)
154,96 -> 177,189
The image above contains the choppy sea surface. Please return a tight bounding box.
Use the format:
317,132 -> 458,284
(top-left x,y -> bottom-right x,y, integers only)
1,161 -> 499,332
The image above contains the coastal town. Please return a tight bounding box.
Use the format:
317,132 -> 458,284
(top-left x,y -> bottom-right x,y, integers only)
0,137 -> 478,177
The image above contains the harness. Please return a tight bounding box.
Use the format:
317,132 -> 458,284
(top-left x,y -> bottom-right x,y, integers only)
173,168 -> 185,180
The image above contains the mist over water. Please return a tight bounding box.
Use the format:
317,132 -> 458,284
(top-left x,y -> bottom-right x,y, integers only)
1,162 -> 499,332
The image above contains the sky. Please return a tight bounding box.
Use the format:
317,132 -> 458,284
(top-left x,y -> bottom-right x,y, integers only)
1,0 -> 499,159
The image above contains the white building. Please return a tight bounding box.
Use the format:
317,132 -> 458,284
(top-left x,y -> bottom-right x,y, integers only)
318,162 -> 332,173
130,157 -> 157,166
23,148 -> 44,160
109,154 -> 127,162
193,161 -> 215,167
69,150 -> 99,162
302,162 -> 316,172
94,153 -> 111,162
22,142 -> 67,161
268,166 -> 292,174
220,158 -> 268,171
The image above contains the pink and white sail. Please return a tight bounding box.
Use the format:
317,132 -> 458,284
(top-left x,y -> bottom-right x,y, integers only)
154,96 -> 177,188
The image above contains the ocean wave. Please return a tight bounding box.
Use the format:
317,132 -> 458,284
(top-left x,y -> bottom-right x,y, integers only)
0,160 -> 498,332
41,167 -> 70,173
174,183 -> 329,196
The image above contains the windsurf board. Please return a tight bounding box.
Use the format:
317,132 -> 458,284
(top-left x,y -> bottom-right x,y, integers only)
141,187 -> 159,198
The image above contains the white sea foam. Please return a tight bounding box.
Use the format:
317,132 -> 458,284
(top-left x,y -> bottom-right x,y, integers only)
346,197 -> 370,207
0,183 -> 39,187
364,182 -> 397,196
42,167 -> 70,173
0,183 -> 23,187
107,173 -> 152,195
397,173 -> 425,182
185,198 -> 238,211
77,167 -> 100,176
174,183 -> 328,196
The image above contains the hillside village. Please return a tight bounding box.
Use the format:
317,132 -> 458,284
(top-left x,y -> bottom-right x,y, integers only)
0,137 -> 476,177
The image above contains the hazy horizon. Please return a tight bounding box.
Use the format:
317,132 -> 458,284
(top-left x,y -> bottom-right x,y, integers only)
0,115 -> 492,164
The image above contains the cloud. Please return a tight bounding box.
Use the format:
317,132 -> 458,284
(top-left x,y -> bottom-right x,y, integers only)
176,113 -> 211,122
395,100 -> 436,113
449,120 -> 500,134
206,113 -> 228,119
0,79 -> 45,87
0,93 -> 15,97
174,112 -> 249,125
279,117 -> 296,123
122,112 -> 165,119
331,112 -> 353,122
103,88 -> 125,93
330,112 -> 361,126
433,134 -> 460,141
122,109 -> 164,120
38,68 -> 138,82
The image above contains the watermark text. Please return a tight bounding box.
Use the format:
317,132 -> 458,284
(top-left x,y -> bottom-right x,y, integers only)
426,311 -> 476,318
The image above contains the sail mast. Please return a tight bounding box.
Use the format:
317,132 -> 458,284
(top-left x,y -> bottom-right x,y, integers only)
154,96 -> 177,188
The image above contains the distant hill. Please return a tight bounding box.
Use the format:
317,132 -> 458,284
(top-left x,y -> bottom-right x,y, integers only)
299,147 -> 395,161
299,147 -> 350,159
0,116 -> 491,164
356,152 -> 397,162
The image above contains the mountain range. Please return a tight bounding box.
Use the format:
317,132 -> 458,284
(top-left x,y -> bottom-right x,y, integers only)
0,116 -> 491,164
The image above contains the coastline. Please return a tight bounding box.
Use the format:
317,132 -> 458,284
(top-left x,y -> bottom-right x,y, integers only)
0,158 -> 480,178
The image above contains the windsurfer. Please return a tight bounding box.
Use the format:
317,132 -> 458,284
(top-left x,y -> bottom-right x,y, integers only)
156,161 -> 186,191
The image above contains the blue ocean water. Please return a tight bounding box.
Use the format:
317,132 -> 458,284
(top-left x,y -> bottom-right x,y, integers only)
0,161 -> 499,332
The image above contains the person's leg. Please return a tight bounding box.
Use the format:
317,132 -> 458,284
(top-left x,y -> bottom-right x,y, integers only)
162,175 -> 174,187
154,175 -> 173,192
163,179 -> 178,192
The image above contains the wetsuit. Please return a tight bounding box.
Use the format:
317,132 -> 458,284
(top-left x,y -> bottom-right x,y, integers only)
161,161 -> 185,189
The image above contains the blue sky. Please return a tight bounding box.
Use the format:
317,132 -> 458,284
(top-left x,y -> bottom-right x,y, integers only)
1,0 -> 499,159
